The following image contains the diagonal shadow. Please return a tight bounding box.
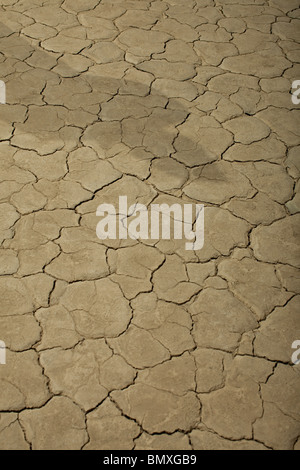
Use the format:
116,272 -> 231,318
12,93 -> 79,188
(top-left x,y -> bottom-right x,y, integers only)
0,20 -> 220,186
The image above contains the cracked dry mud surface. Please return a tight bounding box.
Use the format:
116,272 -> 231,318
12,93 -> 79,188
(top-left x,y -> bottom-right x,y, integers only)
0,0 -> 300,451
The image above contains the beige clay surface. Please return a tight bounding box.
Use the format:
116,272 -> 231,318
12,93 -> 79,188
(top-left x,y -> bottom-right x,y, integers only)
0,0 -> 299,450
